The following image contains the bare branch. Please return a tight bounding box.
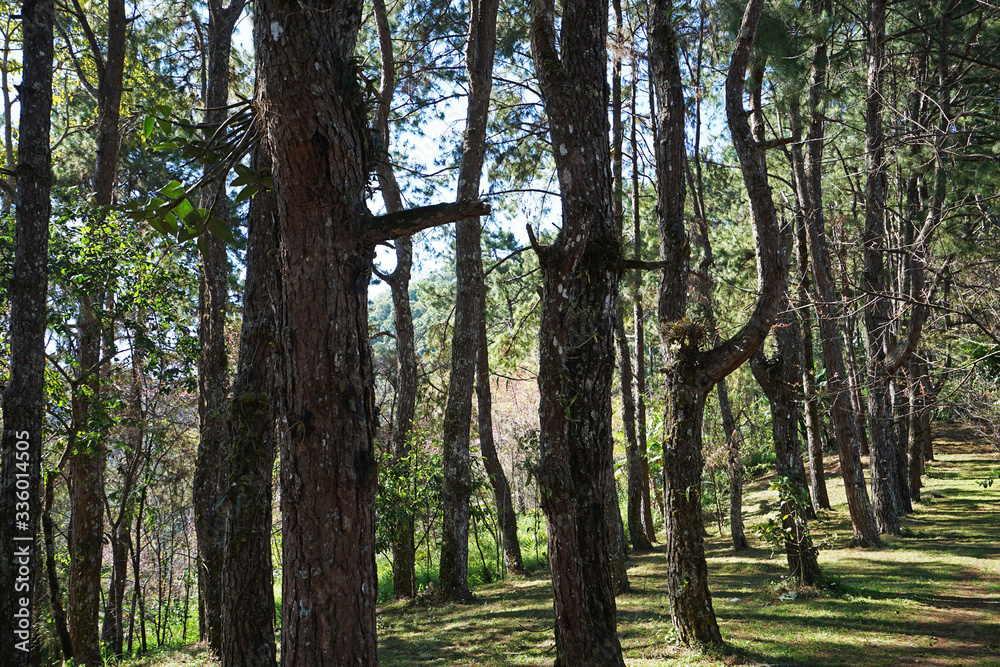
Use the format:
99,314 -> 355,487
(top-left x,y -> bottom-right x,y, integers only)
363,200 -> 490,244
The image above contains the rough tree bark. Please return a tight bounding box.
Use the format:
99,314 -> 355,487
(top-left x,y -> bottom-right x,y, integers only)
796,0 -> 877,533
0,3 -> 52,663
792,209 -> 831,511
685,9 -> 748,553
476,333 -> 526,575
651,0 -> 789,646
440,0 -> 502,602
220,150 -> 278,667
612,0 -> 652,554
371,0 -> 418,598
253,0 -> 488,661
718,380 -> 749,550
67,1 -> 126,662
630,72 -> 657,542
194,0 -> 246,650
787,97 -> 882,547
528,0 -> 627,662
862,0 -> 944,535
749,301 -> 824,586
101,351 -> 145,659
862,0 -> 905,536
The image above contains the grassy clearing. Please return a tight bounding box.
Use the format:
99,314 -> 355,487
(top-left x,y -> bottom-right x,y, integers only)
125,424 -> 1000,666
377,424 -> 1000,666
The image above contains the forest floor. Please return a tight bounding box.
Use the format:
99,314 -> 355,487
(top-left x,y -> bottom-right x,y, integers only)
129,423 -> 1000,666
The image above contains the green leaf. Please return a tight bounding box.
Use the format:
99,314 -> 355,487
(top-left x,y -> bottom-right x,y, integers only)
234,184 -> 258,205
178,221 -> 205,243
148,216 -> 169,236
142,115 -> 156,139
233,163 -> 255,179
172,197 -> 194,221
151,141 -> 178,152
197,235 -> 210,261
184,208 -> 209,226
162,212 -> 179,236
207,217 -> 238,245
160,180 -> 185,199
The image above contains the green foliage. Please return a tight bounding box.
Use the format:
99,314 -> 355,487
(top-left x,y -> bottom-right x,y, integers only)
375,434 -> 444,556
121,101 -> 264,255
979,469 -> 1000,489
753,476 -> 821,555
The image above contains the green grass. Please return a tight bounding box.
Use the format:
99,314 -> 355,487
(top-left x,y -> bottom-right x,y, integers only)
124,423 -> 1000,666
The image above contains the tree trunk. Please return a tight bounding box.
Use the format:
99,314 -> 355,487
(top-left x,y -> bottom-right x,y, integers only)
661,369 -> 723,644
651,0 -> 789,647
750,303 -> 823,587
43,476 -> 74,660
254,2 -> 486,661
529,0 -> 626,662
611,0 -> 651,557
907,356 -> 926,504
630,58 -> 656,542
862,0 -> 903,536
1,28 -> 14,214
194,0 -> 245,650
791,0 -> 879,545
862,0 -> 945,535
220,150 -> 278,667
616,308 -> 653,552
787,99 -> 882,548
388,235 -> 418,598
793,215 -> 830,511
371,0 -> 418,599
101,346 -> 146,658
476,336 -> 526,575
255,2 -> 378,661
69,2 -> 126,658
439,0 -> 500,603
0,4 -> 52,664
718,380 -> 748,550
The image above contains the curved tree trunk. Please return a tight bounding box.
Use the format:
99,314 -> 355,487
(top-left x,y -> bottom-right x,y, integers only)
750,302 -> 823,587
650,0 -> 789,647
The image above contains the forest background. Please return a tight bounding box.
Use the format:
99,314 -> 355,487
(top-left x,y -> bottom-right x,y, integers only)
0,0 -> 999,664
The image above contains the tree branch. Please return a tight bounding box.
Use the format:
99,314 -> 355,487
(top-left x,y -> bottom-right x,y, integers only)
363,200 -> 490,244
